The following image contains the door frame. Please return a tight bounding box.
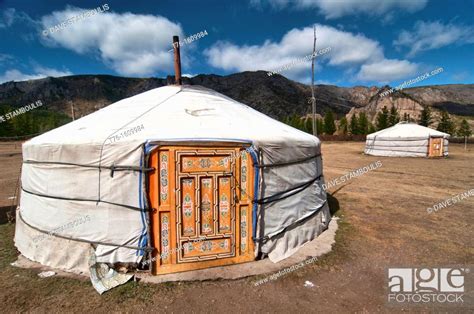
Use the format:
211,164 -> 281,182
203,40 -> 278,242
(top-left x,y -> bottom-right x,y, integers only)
146,141 -> 256,275
428,136 -> 444,157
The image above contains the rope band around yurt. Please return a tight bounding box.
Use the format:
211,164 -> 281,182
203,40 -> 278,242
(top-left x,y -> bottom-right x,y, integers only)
23,160 -> 155,178
255,153 -> 321,169
21,187 -> 145,212
18,211 -> 152,252
253,173 -> 323,205
253,199 -> 328,243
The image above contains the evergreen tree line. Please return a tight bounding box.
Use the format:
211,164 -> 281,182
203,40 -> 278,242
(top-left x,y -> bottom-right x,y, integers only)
0,105 -> 72,137
282,105 -> 472,138
282,110 -> 337,135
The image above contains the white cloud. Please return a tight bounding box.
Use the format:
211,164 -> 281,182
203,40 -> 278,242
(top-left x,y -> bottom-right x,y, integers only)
205,25 -> 381,74
0,66 -> 72,83
33,65 -> 73,77
0,53 -> 14,64
0,8 -> 38,28
205,24 -> 418,83
356,59 -> 418,83
0,8 -> 16,28
394,21 -> 474,57
0,70 -> 43,83
251,0 -> 427,19
40,6 -> 184,76
451,71 -> 470,82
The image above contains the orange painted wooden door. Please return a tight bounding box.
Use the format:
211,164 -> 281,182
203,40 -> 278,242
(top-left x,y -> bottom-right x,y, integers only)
428,137 -> 443,157
148,145 -> 255,275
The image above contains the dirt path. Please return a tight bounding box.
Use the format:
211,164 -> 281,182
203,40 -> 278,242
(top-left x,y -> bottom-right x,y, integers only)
0,142 -> 472,312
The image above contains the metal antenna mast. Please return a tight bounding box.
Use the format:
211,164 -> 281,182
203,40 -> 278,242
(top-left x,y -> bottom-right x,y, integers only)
311,25 -> 317,136
69,101 -> 76,121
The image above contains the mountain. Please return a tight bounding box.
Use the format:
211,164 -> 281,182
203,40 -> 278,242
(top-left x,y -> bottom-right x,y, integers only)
0,72 -> 365,120
404,85 -> 474,116
0,71 -> 473,133
345,84 -> 474,128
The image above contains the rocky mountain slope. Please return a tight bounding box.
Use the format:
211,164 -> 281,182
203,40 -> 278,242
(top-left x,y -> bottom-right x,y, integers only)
346,85 -> 474,127
0,71 -> 472,125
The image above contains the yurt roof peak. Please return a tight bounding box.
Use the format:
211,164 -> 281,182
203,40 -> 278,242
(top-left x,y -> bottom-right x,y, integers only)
367,122 -> 450,139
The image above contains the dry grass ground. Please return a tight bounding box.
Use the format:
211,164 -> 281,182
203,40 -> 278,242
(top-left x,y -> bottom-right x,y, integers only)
0,142 -> 22,208
0,141 -> 472,312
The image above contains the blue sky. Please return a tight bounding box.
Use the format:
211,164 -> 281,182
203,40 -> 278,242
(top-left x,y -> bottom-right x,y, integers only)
0,0 -> 473,87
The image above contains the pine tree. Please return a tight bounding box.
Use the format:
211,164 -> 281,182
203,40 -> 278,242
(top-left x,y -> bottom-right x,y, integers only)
12,113 -> 34,136
304,117 -> 312,134
338,116 -> 348,135
457,119 -> 472,150
358,112 -> 369,134
349,114 -> 359,135
0,105 -> 15,136
376,106 -> 389,130
293,115 -> 308,133
418,106 -> 432,127
291,114 -> 301,129
283,114 -> 302,130
323,110 -> 336,135
283,114 -> 301,130
388,106 -> 400,126
0,106 -> 72,137
368,122 -> 376,134
50,112 -> 60,128
316,118 -> 324,135
437,110 -> 454,134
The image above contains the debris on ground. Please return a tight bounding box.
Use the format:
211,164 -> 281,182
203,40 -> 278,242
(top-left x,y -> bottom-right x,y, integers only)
304,280 -> 315,288
38,271 -> 56,278
10,261 -> 20,267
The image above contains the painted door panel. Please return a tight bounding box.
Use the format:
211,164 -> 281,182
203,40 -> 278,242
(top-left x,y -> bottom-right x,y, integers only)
148,145 -> 255,275
428,137 -> 443,157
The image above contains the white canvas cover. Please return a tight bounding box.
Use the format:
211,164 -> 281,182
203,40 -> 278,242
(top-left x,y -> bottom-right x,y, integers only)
15,85 -> 330,274
365,122 -> 449,157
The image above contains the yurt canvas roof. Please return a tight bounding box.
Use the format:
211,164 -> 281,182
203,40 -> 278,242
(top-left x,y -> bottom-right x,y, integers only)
26,85 -> 318,146
366,122 -> 450,140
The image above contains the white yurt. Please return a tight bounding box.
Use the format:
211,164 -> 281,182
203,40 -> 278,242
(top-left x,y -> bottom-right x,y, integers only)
365,122 -> 450,157
15,84 -> 331,280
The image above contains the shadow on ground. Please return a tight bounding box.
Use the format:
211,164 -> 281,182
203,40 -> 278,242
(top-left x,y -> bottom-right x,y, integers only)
0,205 -> 15,225
327,193 -> 340,216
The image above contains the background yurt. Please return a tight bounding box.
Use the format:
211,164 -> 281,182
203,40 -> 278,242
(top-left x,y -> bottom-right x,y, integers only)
365,122 -> 450,157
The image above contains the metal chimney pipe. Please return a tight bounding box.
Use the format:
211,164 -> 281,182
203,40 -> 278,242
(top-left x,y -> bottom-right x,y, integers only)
173,36 -> 182,85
